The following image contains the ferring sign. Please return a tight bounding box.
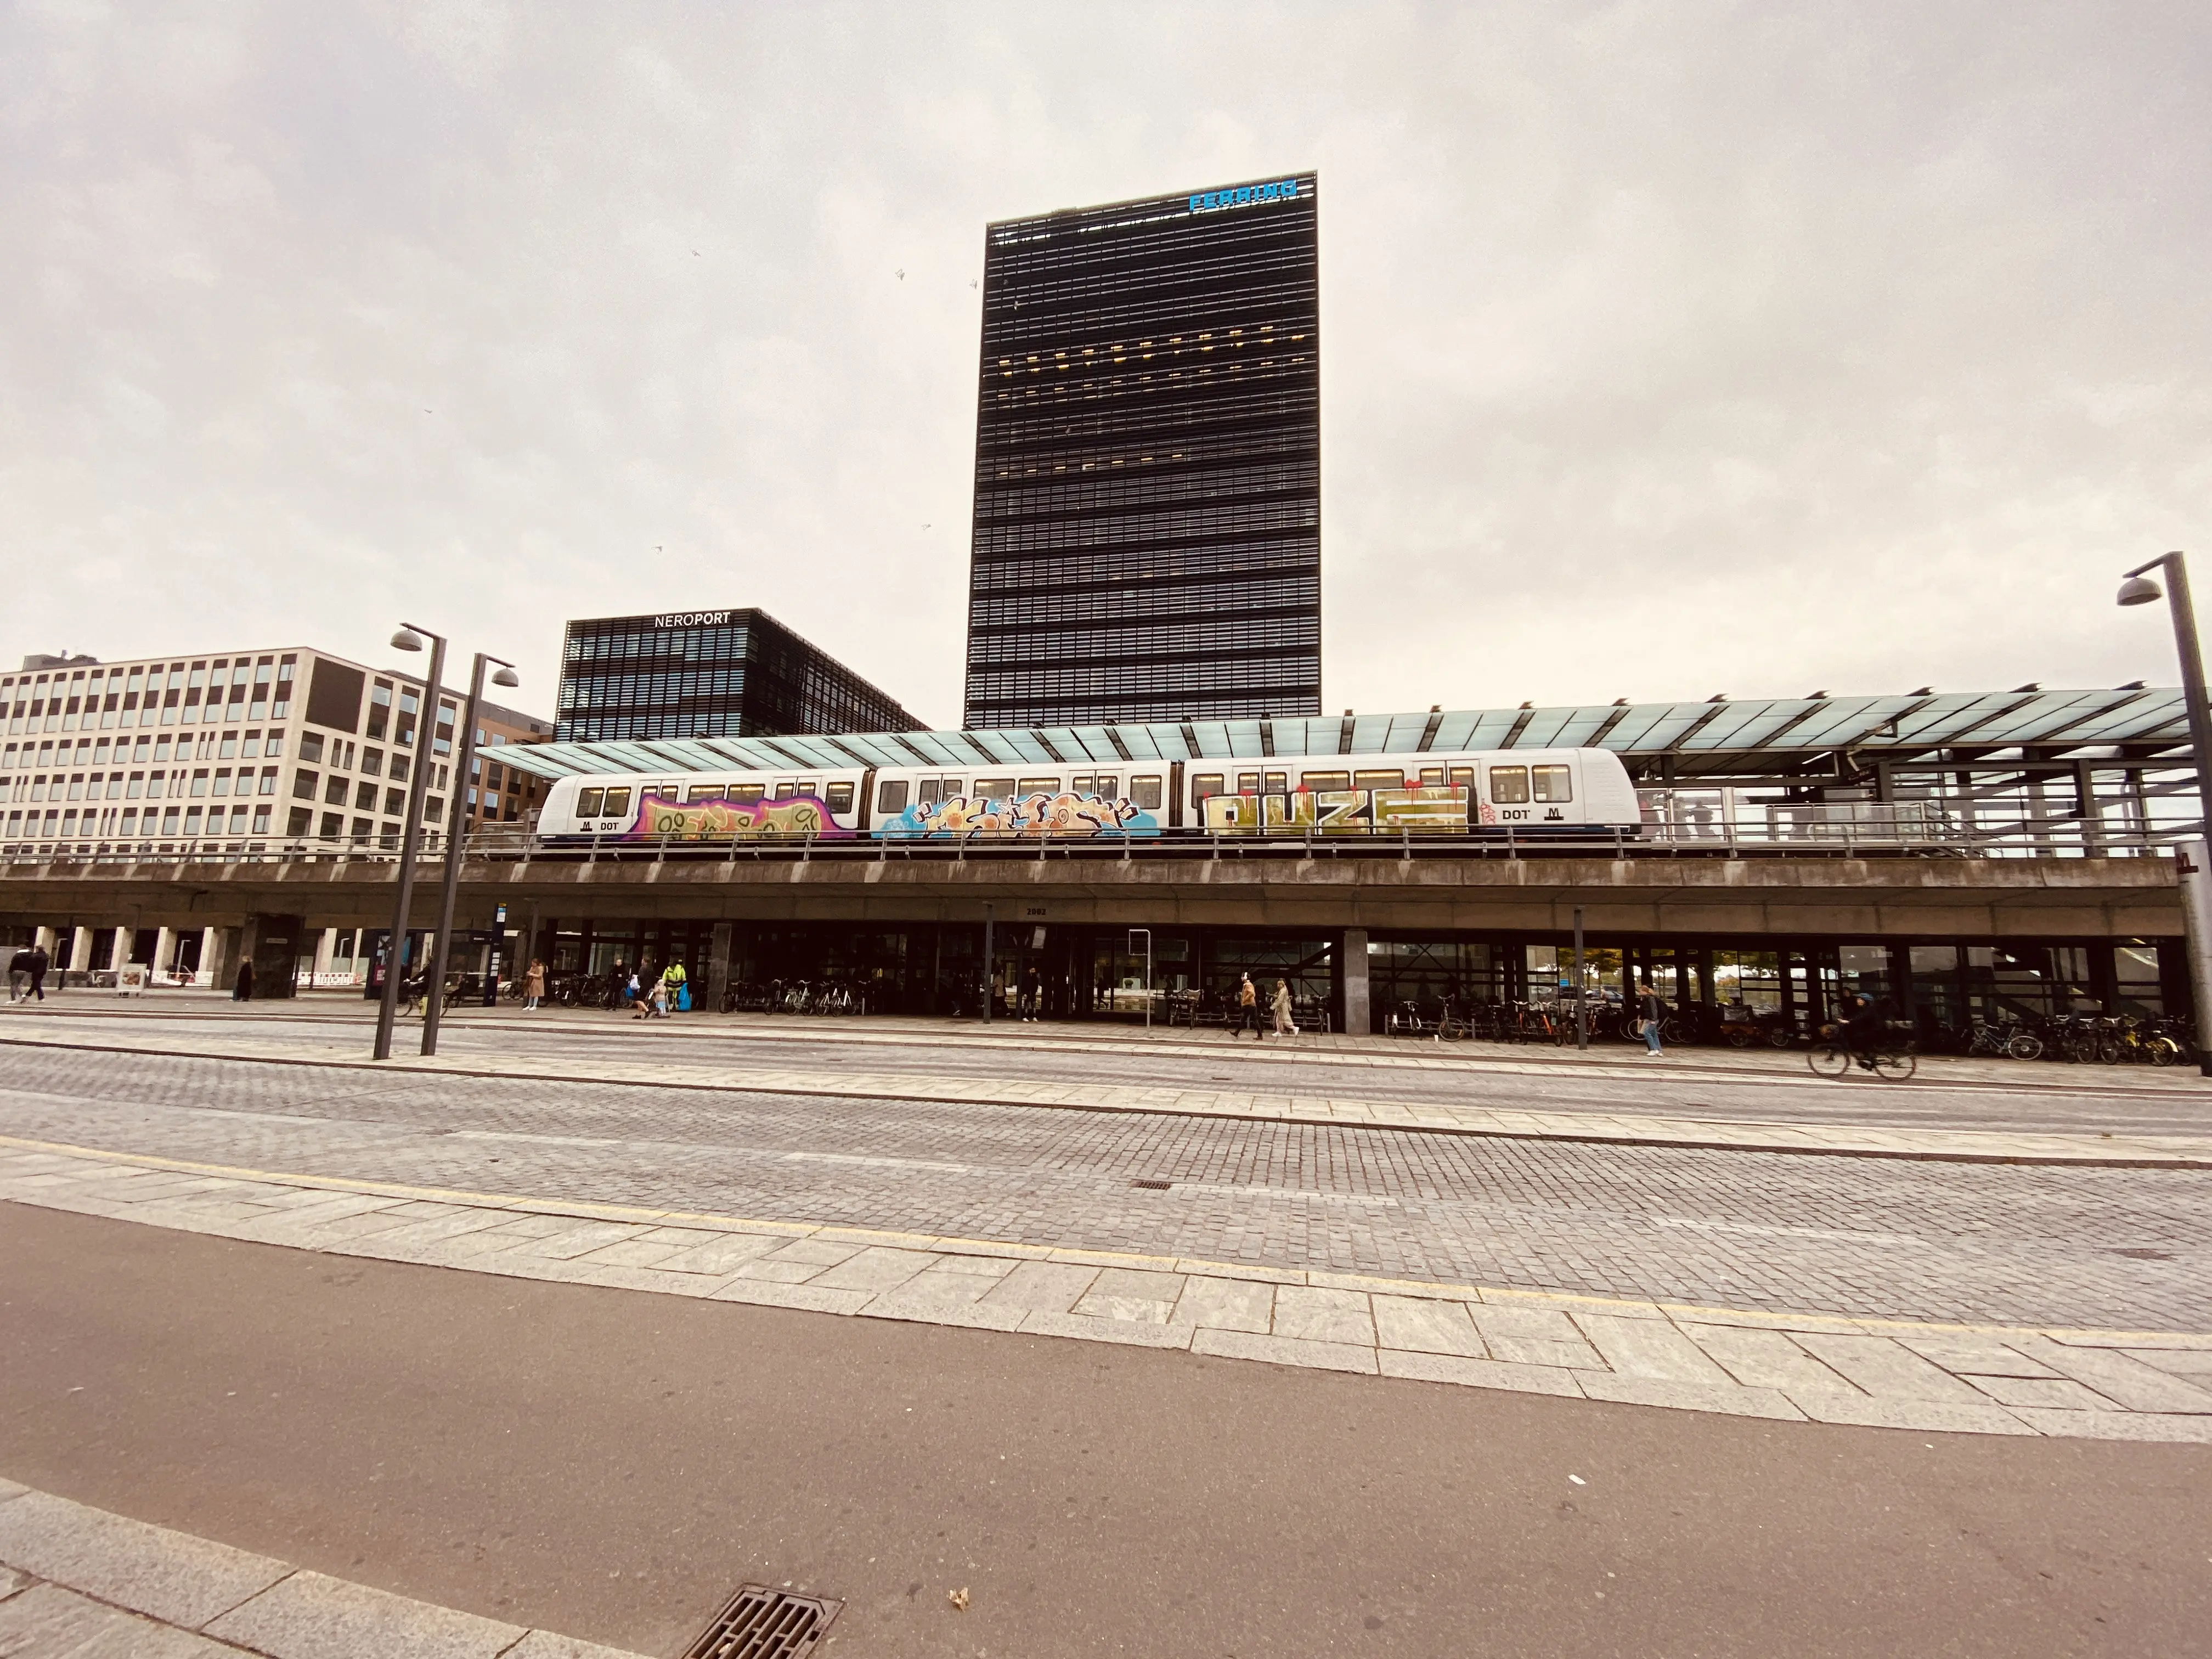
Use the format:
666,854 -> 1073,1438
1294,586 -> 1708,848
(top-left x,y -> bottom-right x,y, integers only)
654,610 -> 732,629
1188,179 -> 1301,215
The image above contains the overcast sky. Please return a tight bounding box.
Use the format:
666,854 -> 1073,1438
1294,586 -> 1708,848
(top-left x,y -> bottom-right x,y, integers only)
4,1 -> 2209,729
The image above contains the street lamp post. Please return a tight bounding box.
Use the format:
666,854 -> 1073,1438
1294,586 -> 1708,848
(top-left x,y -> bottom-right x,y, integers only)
2117,551 -> 2212,1077
371,625 -> 448,1061
421,651 -> 520,1056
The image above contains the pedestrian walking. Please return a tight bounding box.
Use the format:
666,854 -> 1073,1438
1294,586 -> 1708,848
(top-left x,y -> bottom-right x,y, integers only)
26,944 -> 49,1002
1019,963 -> 1041,1022
1232,973 -> 1262,1039
522,958 -> 546,1011
6,946 -> 30,1004
233,956 -> 255,1002
1270,977 -> 1295,1037
1639,983 -> 1663,1056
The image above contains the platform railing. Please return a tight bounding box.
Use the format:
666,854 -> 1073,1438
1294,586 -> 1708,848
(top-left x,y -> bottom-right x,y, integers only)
0,816 -> 2194,870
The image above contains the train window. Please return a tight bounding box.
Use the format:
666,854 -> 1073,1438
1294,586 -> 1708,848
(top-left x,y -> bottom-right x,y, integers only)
976,777 -> 1014,799
1017,776 -> 1058,795
918,777 -> 943,805
686,784 -> 723,803
1237,771 -> 1260,793
826,781 -> 854,813
1301,770 -> 1348,792
731,783 -> 764,805
877,778 -> 910,813
1192,773 -> 1224,800
1354,769 -> 1404,791
1534,765 -> 1573,803
1131,775 -> 1163,810
1071,774 -> 1093,794
1449,766 -> 1475,789
795,780 -> 817,797
1265,771 -> 1286,793
600,787 -> 631,816
1094,774 -> 1119,798
941,778 -> 964,798
1419,768 -> 1445,787
774,781 -> 795,800
575,787 -> 603,817
1489,766 -> 1530,804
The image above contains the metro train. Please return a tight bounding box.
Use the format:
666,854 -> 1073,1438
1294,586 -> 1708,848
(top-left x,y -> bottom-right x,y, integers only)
535,746 -> 1644,845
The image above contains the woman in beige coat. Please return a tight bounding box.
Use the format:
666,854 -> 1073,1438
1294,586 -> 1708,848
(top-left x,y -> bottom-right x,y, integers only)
1270,978 -> 1295,1037
522,960 -> 546,1011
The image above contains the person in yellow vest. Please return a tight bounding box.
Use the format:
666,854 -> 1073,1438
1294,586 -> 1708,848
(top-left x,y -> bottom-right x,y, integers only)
662,958 -> 688,1014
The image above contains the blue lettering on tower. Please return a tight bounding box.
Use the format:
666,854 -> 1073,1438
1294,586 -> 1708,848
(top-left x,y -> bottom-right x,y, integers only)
1187,179 -> 1301,215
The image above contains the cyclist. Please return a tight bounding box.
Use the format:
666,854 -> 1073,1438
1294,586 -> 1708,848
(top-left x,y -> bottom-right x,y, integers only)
1842,993 -> 1888,1071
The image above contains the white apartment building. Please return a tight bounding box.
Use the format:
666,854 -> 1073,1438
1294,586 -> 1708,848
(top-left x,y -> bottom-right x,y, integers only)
1,646 -> 548,857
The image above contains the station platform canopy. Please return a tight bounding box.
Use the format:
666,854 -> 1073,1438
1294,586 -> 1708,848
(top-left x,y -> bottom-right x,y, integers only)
492,686 -> 2191,787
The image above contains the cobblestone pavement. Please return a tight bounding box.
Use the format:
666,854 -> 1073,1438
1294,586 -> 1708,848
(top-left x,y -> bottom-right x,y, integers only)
8,1000 -> 2204,1136
1,1043 -> 2207,1333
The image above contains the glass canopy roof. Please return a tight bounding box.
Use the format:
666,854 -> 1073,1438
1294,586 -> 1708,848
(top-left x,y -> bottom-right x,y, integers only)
491,687 -> 2189,782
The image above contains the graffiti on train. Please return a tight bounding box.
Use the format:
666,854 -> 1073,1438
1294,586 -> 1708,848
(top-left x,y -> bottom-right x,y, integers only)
886,791 -> 1162,838
629,791 -> 856,841
1200,786 -> 1558,833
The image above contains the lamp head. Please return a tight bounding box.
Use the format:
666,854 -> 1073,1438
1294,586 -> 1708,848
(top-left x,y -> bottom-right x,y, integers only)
2117,574 -> 2164,607
491,665 -> 521,688
390,627 -> 427,652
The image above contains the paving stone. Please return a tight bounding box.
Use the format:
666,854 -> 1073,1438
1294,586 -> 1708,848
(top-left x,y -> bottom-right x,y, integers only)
1019,1310 -> 1198,1349
572,1238 -> 689,1270
1171,1277 -> 1275,1333
2001,1408 -> 2212,1442
2128,1347 -> 2212,1375
650,1234 -> 783,1275
1466,1306 -> 1609,1370
808,1246 -> 936,1294
1573,1313 -> 1735,1385
2008,1336 -> 2212,1412
0,1489 -> 291,1629
0,1581 -> 239,1656
1191,1328 -> 1379,1374
1377,1348 -> 1582,1397
1965,1376 -> 2118,1410
1272,1286 -> 1376,1346
1791,1333 -> 1991,1405
1893,1335 -> 2060,1378
979,1261 -> 1101,1314
1072,1267 -> 1184,1323
1372,1295 -> 1487,1358
709,1280 -> 871,1315
1577,1374 -> 1806,1419
502,1631 -> 654,1659
205,1567 -> 524,1659
1789,1395 -> 2036,1434
1681,1325 -> 1858,1395
0,1564 -> 27,1601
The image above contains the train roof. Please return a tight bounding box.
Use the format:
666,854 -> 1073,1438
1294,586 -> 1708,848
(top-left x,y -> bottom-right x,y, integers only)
497,687 -> 2190,785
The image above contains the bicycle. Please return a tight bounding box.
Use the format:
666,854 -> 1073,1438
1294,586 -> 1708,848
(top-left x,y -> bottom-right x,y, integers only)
1808,1026 -> 1917,1081
1966,1019 -> 2043,1061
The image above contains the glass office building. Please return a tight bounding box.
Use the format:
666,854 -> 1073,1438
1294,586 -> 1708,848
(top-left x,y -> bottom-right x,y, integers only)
556,608 -> 924,743
962,173 -> 1322,729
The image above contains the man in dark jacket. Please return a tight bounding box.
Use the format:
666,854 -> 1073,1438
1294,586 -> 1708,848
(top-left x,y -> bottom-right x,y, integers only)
25,944 -> 50,1002
233,957 -> 255,1002
7,947 -> 31,1003
1638,984 -> 1664,1056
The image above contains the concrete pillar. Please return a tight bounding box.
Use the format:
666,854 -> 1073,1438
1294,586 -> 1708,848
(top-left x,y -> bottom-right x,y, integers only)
2176,840 -> 2212,1075
313,928 -> 337,986
35,926 -> 56,958
154,926 -> 176,981
109,925 -> 132,969
200,926 -> 228,992
69,926 -> 93,978
1341,928 -> 1370,1035
707,922 -> 733,1015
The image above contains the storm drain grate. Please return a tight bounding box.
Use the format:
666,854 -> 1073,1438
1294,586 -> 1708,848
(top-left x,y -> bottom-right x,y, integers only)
682,1585 -> 842,1659
1132,1178 -> 1173,1190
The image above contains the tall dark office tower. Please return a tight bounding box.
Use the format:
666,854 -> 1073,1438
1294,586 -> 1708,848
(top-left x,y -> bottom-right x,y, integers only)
962,174 -> 1321,729
555,608 -> 924,742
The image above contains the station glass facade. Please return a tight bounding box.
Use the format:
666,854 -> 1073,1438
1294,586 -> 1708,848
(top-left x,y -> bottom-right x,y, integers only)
556,609 -> 924,743
963,175 -> 1322,729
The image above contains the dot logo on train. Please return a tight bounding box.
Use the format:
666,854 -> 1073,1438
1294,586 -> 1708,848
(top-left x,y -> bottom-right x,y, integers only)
538,749 -> 1642,844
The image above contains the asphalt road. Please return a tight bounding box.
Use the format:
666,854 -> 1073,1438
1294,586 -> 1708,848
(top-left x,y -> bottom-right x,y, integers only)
3,1203 -> 2204,1658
